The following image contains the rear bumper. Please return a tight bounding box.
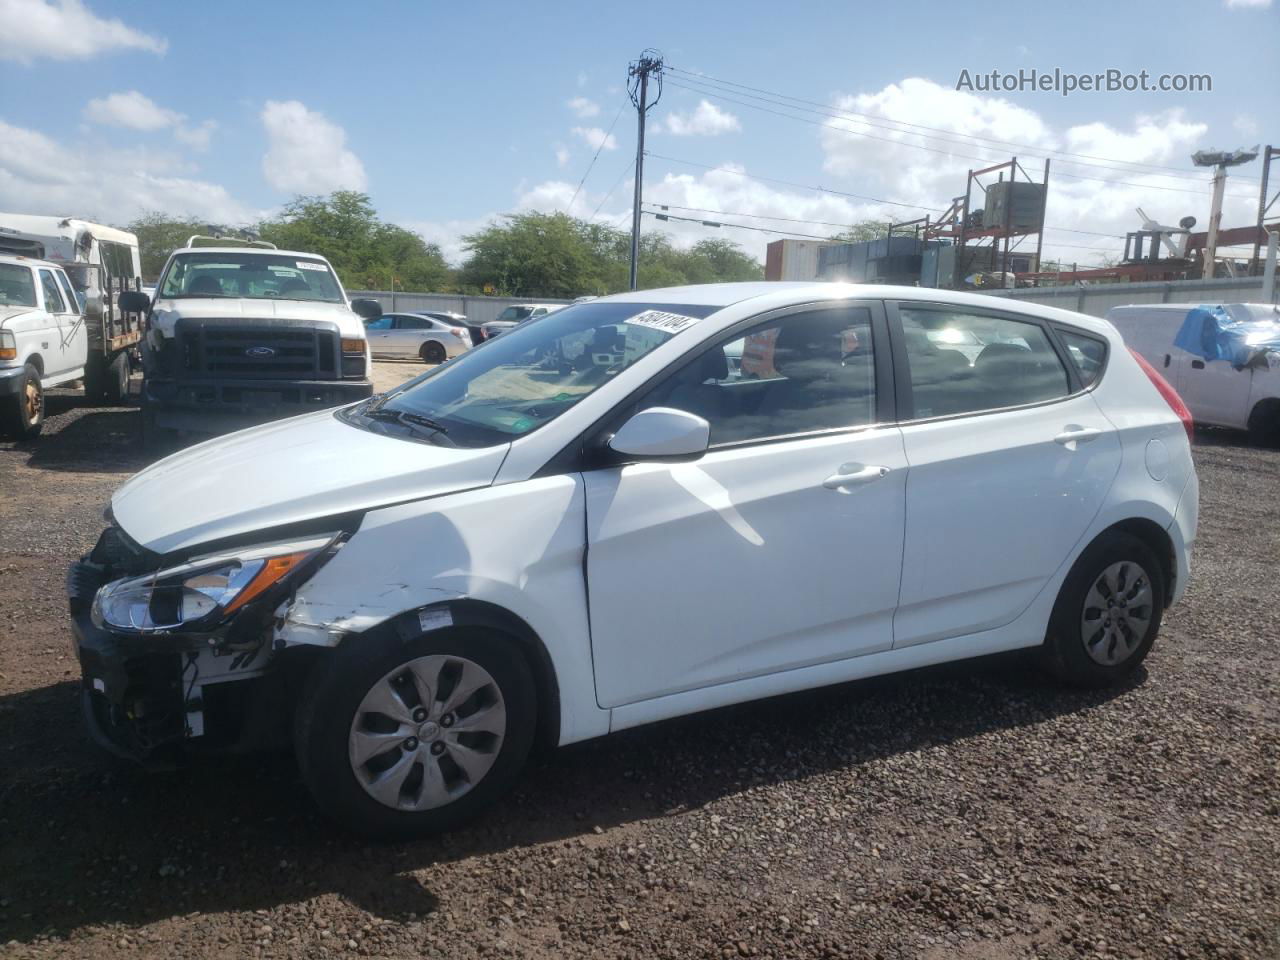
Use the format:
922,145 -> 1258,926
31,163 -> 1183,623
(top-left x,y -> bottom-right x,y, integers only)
143,375 -> 372,432
1167,470 -> 1199,607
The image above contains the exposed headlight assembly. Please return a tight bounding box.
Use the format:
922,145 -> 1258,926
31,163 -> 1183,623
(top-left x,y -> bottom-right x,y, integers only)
92,534 -> 338,634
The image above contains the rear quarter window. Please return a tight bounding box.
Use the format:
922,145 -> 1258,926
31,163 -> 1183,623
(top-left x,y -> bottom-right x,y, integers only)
1057,328 -> 1108,386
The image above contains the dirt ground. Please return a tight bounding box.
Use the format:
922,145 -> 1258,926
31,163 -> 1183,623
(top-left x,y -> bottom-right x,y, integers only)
0,366 -> 1277,959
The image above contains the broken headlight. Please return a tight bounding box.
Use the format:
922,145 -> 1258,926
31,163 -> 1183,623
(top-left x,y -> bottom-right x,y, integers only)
92,534 -> 338,634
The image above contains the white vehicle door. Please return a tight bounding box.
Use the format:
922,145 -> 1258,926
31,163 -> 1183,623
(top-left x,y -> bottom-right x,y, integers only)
54,269 -> 87,370
584,301 -> 907,709
36,267 -> 80,377
890,303 -> 1122,648
363,315 -> 395,357
1172,351 -> 1251,429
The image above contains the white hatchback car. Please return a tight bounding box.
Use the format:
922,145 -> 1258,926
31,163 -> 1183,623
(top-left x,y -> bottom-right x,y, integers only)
69,283 -> 1198,836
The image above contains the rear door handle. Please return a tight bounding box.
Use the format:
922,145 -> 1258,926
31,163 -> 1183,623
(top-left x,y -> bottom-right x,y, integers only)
822,464 -> 890,490
1054,426 -> 1103,445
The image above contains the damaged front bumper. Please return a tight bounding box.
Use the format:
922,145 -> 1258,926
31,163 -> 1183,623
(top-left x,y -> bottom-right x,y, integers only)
67,533 -> 309,764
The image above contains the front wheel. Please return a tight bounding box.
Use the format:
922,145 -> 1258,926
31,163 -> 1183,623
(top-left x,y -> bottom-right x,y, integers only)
295,626 -> 536,838
1042,531 -> 1165,687
1,364 -> 44,440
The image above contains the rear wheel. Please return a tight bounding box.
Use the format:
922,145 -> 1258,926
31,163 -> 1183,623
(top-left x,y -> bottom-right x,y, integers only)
420,341 -> 447,365
1,364 -> 44,440
295,626 -> 536,838
1246,399 -> 1280,448
1043,531 -> 1165,687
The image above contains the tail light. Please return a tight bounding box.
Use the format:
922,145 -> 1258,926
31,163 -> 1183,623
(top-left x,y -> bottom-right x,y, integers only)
451,327 -> 468,341
1129,348 -> 1193,443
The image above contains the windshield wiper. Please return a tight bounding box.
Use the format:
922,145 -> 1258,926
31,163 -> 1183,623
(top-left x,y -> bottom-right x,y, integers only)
363,405 -> 449,434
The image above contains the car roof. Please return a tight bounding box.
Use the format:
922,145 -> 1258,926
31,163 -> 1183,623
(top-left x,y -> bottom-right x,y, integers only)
0,253 -> 65,270
172,247 -> 334,262
595,282 -> 1115,337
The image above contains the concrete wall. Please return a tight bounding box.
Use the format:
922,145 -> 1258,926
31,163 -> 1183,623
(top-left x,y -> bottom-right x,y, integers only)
349,291 -> 572,326
982,276 -> 1275,318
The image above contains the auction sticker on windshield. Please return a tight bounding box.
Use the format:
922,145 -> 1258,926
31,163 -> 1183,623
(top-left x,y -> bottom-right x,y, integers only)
296,261 -> 329,271
626,309 -> 702,334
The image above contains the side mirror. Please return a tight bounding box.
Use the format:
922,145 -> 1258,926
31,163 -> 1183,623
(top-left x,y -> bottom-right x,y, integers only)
608,407 -> 710,461
351,298 -> 382,320
118,290 -> 151,314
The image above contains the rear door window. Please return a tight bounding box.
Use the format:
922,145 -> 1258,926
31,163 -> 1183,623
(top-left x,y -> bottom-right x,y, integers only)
898,305 -> 1070,418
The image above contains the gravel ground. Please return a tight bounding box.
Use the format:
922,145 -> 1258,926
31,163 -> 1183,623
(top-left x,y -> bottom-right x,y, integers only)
0,370 -> 1277,960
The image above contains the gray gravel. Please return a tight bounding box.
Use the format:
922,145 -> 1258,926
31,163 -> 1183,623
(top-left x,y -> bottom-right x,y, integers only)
0,381 -> 1277,959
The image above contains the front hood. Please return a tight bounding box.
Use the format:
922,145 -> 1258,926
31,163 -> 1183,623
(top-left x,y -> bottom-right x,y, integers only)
111,410 -> 509,555
150,298 -> 367,338
0,305 -> 38,326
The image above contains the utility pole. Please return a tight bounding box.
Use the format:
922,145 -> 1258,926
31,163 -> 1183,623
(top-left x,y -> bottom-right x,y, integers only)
628,50 -> 664,290
1192,146 -> 1259,280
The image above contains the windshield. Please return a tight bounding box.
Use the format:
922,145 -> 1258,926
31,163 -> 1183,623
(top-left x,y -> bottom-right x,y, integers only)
158,252 -> 344,303
343,300 -> 720,448
0,263 -> 37,308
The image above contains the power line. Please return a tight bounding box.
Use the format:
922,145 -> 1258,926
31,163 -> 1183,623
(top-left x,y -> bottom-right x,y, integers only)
663,77 -> 1254,200
643,209 -> 835,241
666,65 -> 1263,186
645,201 -> 1127,238
591,156 -> 636,218
569,101 -> 626,211
644,150 -> 940,211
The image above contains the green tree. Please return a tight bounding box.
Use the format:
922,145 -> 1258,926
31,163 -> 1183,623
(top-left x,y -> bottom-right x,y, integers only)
458,212 -> 602,298
258,191 -> 451,292
126,212 -> 209,279
829,220 -> 891,243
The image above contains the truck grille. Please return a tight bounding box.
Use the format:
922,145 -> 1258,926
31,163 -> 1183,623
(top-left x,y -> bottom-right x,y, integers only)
176,320 -> 339,380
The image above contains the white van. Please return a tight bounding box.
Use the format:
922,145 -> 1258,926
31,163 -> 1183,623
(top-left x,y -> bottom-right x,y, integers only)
1106,302 -> 1280,445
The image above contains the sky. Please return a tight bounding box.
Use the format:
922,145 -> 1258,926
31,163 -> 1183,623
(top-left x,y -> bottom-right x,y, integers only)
1,0 -> 1277,271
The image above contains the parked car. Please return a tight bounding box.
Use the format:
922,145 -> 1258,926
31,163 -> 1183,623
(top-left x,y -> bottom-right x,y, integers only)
416,310 -> 484,346
0,254 -> 144,439
1107,302 -> 1280,445
364,312 -> 472,364
69,283 -> 1198,837
479,302 -> 562,340
121,238 -> 378,443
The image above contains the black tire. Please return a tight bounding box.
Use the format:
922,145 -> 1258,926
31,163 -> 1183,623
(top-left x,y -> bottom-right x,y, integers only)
1246,400 -> 1280,448
1,363 -> 44,440
83,353 -> 107,403
420,341 -> 447,365
102,351 -> 130,405
1042,530 -> 1165,687
294,626 -> 536,838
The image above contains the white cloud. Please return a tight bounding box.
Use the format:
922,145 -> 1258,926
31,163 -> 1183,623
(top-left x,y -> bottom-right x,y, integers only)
567,96 -> 600,119
1224,0 -> 1271,7
84,90 -> 217,151
84,90 -> 181,131
816,77 -> 1258,267
1233,114 -> 1260,137
0,0 -> 166,63
555,144 -> 571,168
571,126 -> 617,152
662,100 -> 742,137
260,100 -> 367,194
0,118 -> 255,225
174,119 -> 217,152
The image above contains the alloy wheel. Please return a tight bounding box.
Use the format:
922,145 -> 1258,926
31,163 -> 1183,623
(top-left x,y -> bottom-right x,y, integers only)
1080,561 -> 1154,666
348,655 -> 506,811
23,379 -> 42,424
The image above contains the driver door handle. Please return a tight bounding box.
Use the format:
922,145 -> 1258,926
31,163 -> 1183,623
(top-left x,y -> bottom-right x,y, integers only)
1054,426 -> 1103,445
822,464 -> 890,491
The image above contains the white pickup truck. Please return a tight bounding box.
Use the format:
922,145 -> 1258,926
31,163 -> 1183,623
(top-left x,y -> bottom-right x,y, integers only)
1108,302 -> 1280,445
121,238 -> 380,442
